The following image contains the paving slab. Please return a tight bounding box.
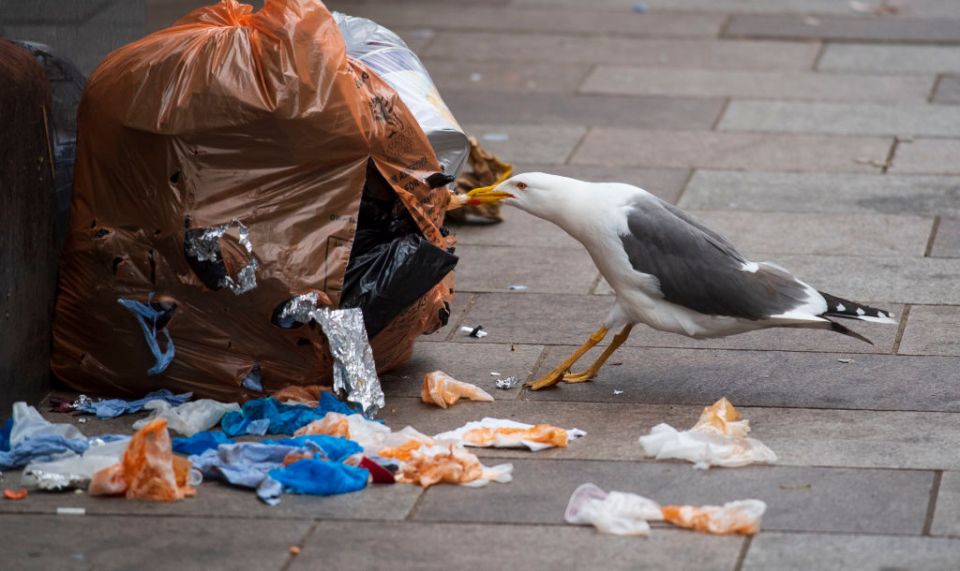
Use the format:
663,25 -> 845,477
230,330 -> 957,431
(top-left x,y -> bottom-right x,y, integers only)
688,210 -> 933,256
326,2 -> 725,38
891,138 -> 960,175
380,342 -> 544,398
571,129 -> 893,172
413,458 -> 933,535
931,217 -> 960,257
751,254 -> 960,305
899,305 -> 960,357
524,344 -> 960,412
462,292 -> 899,354
0,474 -> 422,521
513,0 -> 960,17
294,521 -> 743,571
425,32 -> 821,70
462,123 -> 586,164
743,533 -> 960,571
445,91 -> 724,130
513,164 -> 691,204
0,514 -> 308,571
820,44 -> 960,74
720,100 -> 960,137
726,14 -> 960,43
421,59 -> 591,94
380,399 -> 960,471
932,471 -> 960,537
581,66 -> 934,103
679,170 -> 960,218
933,75 -> 960,105
453,244 -> 599,294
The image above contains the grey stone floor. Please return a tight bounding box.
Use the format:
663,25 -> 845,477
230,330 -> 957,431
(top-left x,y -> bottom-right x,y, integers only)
5,0 -> 960,569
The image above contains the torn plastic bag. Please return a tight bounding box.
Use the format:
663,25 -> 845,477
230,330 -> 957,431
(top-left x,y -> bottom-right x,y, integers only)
133,399 -> 240,437
334,12 -> 469,179
22,438 -> 130,491
50,0 -> 456,401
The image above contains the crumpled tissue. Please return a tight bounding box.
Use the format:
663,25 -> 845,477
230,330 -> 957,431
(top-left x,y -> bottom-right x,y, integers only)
420,371 -> 494,409
435,418 -> 586,451
565,483 -> 766,536
638,397 -> 777,469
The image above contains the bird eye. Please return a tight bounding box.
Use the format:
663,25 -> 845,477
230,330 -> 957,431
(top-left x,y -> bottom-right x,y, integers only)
516,182 -> 527,190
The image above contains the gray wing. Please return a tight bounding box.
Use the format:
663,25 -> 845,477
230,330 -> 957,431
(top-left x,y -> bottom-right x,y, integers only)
620,197 -> 809,320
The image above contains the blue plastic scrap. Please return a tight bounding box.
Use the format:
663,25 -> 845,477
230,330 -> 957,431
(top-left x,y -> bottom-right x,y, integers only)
77,389 -> 193,419
269,459 -> 368,497
117,295 -> 176,375
0,435 -> 89,471
172,431 -> 234,456
220,395 -> 355,437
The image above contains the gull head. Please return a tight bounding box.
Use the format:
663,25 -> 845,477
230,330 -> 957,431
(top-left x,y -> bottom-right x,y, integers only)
466,172 -> 580,219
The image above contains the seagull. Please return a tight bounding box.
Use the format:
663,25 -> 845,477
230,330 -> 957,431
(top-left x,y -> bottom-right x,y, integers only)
466,173 -> 897,390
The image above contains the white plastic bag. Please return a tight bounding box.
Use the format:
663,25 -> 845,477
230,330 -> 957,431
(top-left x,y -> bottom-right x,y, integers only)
132,399 -> 240,437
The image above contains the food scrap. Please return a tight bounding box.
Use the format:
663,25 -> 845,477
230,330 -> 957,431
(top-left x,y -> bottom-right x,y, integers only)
421,371 -> 495,409
435,418 -> 585,451
639,397 -> 777,469
3,488 -> 28,500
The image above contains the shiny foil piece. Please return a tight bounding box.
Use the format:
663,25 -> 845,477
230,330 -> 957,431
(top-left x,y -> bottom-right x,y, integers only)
22,468 -> 88,491
312,308 -> 385,417
274,292 -> 321,329
494,376 -> 521,390
183,220 -> 258,295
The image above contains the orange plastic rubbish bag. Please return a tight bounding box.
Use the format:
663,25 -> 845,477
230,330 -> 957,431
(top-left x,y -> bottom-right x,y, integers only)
50,0 -> 455,401
89,419 -> 195,501
420,371 -> 494,409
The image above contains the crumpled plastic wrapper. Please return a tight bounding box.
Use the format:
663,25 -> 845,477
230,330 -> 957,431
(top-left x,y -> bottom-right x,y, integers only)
391,442 -> 512,488
89,418 -> 195,501
294,412 -> 392,457
565,483 -> 766,537
312,308 -> 385,417
638,397 -> 777,469
22,438 -> 130,491
420,371 -> 494,409
494,376 -> 520,390
435,418 -> 586,452
132,399 -> 241,437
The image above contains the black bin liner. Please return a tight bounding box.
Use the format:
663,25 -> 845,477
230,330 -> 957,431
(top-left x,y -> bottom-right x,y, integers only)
340,162 -> 458,337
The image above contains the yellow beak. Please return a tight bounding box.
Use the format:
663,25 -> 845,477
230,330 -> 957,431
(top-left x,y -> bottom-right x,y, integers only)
466,167 -> 514,206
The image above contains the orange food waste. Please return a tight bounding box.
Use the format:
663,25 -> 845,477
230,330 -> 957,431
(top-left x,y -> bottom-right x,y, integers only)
89,418 -> 195,501
462,424 -> 569,448
661,502 -> 765,536
420,371 -> 494,409
3,488 -> 28,500
294,413 -> 351,439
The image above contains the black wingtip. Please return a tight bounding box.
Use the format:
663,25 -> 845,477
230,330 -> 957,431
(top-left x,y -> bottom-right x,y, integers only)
829,320 -> 873,345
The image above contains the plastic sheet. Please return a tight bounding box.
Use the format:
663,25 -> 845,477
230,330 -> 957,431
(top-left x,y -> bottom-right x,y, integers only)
50,0 -> 456,401
435,418 -> 586,451
89,419 -> 195,501
133,399 -> 240,437
639,398 -> 777,469
76,389 -> 192,420
268,458 -> 368,497
172,431 -> 234,456
420,371 -> 494,409
220,396 -> 355,437
23,438 -> 130,491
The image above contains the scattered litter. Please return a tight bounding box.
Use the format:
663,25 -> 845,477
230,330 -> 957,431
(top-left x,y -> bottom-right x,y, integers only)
435,418 -> 586,451
172,431 -> 235,456
57,507 -> 86,516
269,457 -> 369,497
469,72 -> 483,82
495,376 -> 521,390
1,403 -> 93,470
638,397 -> 777,469
220,395 -> 355,438
631,2 -> 648,13
421,371 -> 495,409
76,389 -> 192,420
508,284 -> 528,291
241,365 -> 264,393
289,546 -> 301,556
89,419 -> 195,501
3,488 -> 27,500
295,413 -> 392,456
565,483 -> 766,537
23,438 -> 130,491
609,362 -> 623,367
461,325 -> 488,338
837,358 -> 855,364
392,442 -> 513,488
117,295 -> 178,375
313,307 -> 385,417
490,372 -> 501,376
481,133 -> 509,142
133,399 -> 240,437
77,418 -> 88,424
613,390 -> 624,395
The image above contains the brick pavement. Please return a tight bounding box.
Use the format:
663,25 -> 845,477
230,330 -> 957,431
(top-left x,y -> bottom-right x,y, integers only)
3,0 -> 960,569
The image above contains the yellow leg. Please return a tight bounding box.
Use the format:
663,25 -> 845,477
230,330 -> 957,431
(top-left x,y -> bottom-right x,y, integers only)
526,326 -> 609,390
563,325 -> 633,383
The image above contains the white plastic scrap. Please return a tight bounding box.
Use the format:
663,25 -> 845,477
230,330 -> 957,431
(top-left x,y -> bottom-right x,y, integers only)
132,399 -> 241,437
435,418 -> 585,452
10,402 -> 85,446
460,325 -> 487,338
23,438 -> 129,491
565,483 -> 766,537
494,376 -> 521,390
638,397 -> 777,469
